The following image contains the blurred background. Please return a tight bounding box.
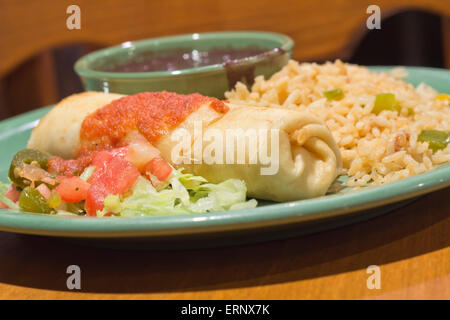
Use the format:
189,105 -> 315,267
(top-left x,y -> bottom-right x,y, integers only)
0,0 -> 449,120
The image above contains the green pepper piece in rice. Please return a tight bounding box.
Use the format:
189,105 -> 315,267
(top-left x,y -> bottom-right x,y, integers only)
323,88 -> 344,101
372,93 -> 402,115
418,130 -> 450,152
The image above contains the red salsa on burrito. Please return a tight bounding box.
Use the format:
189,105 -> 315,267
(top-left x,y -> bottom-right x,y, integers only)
79,91 -> 228,154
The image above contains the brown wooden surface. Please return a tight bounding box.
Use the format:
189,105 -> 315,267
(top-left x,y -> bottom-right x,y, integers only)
0,0 -> 449,300
443,16 -> 450,68
1,0 -> 450,77
0,187 -> 448,300
2,50 -> 59,116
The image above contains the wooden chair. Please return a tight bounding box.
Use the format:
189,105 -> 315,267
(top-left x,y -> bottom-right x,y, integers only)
0,0 -> 449,119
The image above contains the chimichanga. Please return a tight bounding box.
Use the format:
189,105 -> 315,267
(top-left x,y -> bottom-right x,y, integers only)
28,91 -> 342,202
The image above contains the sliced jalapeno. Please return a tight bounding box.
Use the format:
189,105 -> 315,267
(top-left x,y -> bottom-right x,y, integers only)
66,202 -> 86,215
18,187 -> 52,213
8,149 -> 51,188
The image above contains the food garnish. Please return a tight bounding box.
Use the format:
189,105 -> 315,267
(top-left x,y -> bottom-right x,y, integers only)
417,130 -> 450,152
1,147 -> 256,216
371,93 -> 401,115
323,88 -> 344,101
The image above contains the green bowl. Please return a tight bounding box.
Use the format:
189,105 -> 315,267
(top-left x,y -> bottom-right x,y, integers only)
74,31 -> 294,98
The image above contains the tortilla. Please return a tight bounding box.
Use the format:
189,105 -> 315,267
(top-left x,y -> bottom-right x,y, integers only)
28,92 -> 342,201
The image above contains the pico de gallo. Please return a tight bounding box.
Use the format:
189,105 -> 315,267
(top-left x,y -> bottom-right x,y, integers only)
0,142 -> 256,217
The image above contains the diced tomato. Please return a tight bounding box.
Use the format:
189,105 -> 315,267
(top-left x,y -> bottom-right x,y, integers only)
109,147 -> 129,159
85,154 -> 140,216
85,183 -> 106,216
1,184 -> 21,209
36,183 -> 51,199
91,150 -> 114,169
104,158 -> 140,193
5,184 -> 20,203
144,156 -> 173,182
55,176 -> 90,203
90,147 -> 128,167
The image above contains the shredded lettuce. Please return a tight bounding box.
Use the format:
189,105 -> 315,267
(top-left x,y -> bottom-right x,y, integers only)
100,168 -> 257,217
0,181 -> 19,210
1,167 -> 256,217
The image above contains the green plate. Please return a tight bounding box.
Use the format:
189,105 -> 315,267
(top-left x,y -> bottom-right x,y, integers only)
0,66 -> 448,249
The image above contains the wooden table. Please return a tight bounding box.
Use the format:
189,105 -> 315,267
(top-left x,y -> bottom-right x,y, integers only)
0,187 -> 448,300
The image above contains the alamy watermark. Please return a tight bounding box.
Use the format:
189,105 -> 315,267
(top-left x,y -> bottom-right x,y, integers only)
66,265 -> 81,290
170,121 -> 280,175
366,265 -> 381,289
66,5 -> 81,30
366,5 -> 381,30
65,5 -> 381,32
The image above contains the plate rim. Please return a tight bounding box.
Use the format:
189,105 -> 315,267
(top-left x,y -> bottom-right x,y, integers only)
0,163 -> 447,237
